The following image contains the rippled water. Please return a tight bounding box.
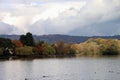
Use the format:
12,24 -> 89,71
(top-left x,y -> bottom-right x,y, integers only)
0,57 -> 120,80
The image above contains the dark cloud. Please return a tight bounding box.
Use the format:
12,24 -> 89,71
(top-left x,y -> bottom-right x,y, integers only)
0,22 -> 15,34
69,18 -> 120,36
0,22 -> 22,35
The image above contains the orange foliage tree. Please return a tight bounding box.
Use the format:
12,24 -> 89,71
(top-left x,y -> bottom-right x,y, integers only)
12,40 -> 23,48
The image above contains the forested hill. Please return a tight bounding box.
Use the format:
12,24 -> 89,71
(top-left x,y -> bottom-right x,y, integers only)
0,34 -> 120,44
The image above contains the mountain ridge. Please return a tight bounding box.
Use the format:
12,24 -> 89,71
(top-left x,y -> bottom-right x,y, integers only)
0,34 -> 120,44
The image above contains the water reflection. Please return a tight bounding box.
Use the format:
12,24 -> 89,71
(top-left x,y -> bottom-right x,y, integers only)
3,60 -> 33,80
0,57 -> 120,80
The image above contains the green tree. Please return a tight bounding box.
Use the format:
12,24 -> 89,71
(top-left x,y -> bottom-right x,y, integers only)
0,38 -> 14,48
19,35 -> 26,46
26,32 -> 35,46
19,32 -> 35,46
42,43 -> 56,57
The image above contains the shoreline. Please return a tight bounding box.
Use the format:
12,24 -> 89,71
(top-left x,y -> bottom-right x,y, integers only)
0,55 -> 119,60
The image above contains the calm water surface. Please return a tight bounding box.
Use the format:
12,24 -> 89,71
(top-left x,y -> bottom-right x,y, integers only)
0,57 -> 120,80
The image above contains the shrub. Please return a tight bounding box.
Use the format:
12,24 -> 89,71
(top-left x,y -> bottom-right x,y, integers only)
16,46 -> 34,56
0,48 -> 3,55
42,44 -> 56,57
0,38 -> 14,48
100,39 -> 120,55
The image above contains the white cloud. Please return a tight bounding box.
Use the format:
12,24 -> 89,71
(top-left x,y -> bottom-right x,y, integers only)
28,1 -> 86,34
0,0 -> 120,35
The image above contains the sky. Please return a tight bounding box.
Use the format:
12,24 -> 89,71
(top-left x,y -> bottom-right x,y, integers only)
0,0 -> 120,36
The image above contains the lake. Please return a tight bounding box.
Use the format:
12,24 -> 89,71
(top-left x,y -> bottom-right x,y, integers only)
0,57 -> 120,80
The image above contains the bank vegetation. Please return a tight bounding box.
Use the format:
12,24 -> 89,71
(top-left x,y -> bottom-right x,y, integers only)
0,32 -> 120,58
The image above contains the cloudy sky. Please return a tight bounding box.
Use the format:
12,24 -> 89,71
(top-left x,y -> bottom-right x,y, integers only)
0,0 -> 120,36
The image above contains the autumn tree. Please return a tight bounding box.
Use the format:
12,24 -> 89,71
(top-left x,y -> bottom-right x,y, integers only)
32,41 -> 44,55
32,41 -> 56,57
54,41 -> 76,57
100,39 -> 119,55
54,41 -> 65,56
12,40 -> 23,48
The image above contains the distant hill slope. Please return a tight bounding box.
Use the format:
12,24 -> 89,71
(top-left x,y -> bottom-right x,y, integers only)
0,34 -> 120,44
0,35 -> 19,40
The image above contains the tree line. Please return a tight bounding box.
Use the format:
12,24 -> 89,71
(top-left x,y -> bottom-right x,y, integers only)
0,32 -> 75,58
0,32 -> 120,58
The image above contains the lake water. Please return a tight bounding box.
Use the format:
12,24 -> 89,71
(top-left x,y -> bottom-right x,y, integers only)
0,57 -> 120,80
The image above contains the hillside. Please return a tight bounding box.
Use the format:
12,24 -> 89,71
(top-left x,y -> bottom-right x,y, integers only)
0,34 -> 120,44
